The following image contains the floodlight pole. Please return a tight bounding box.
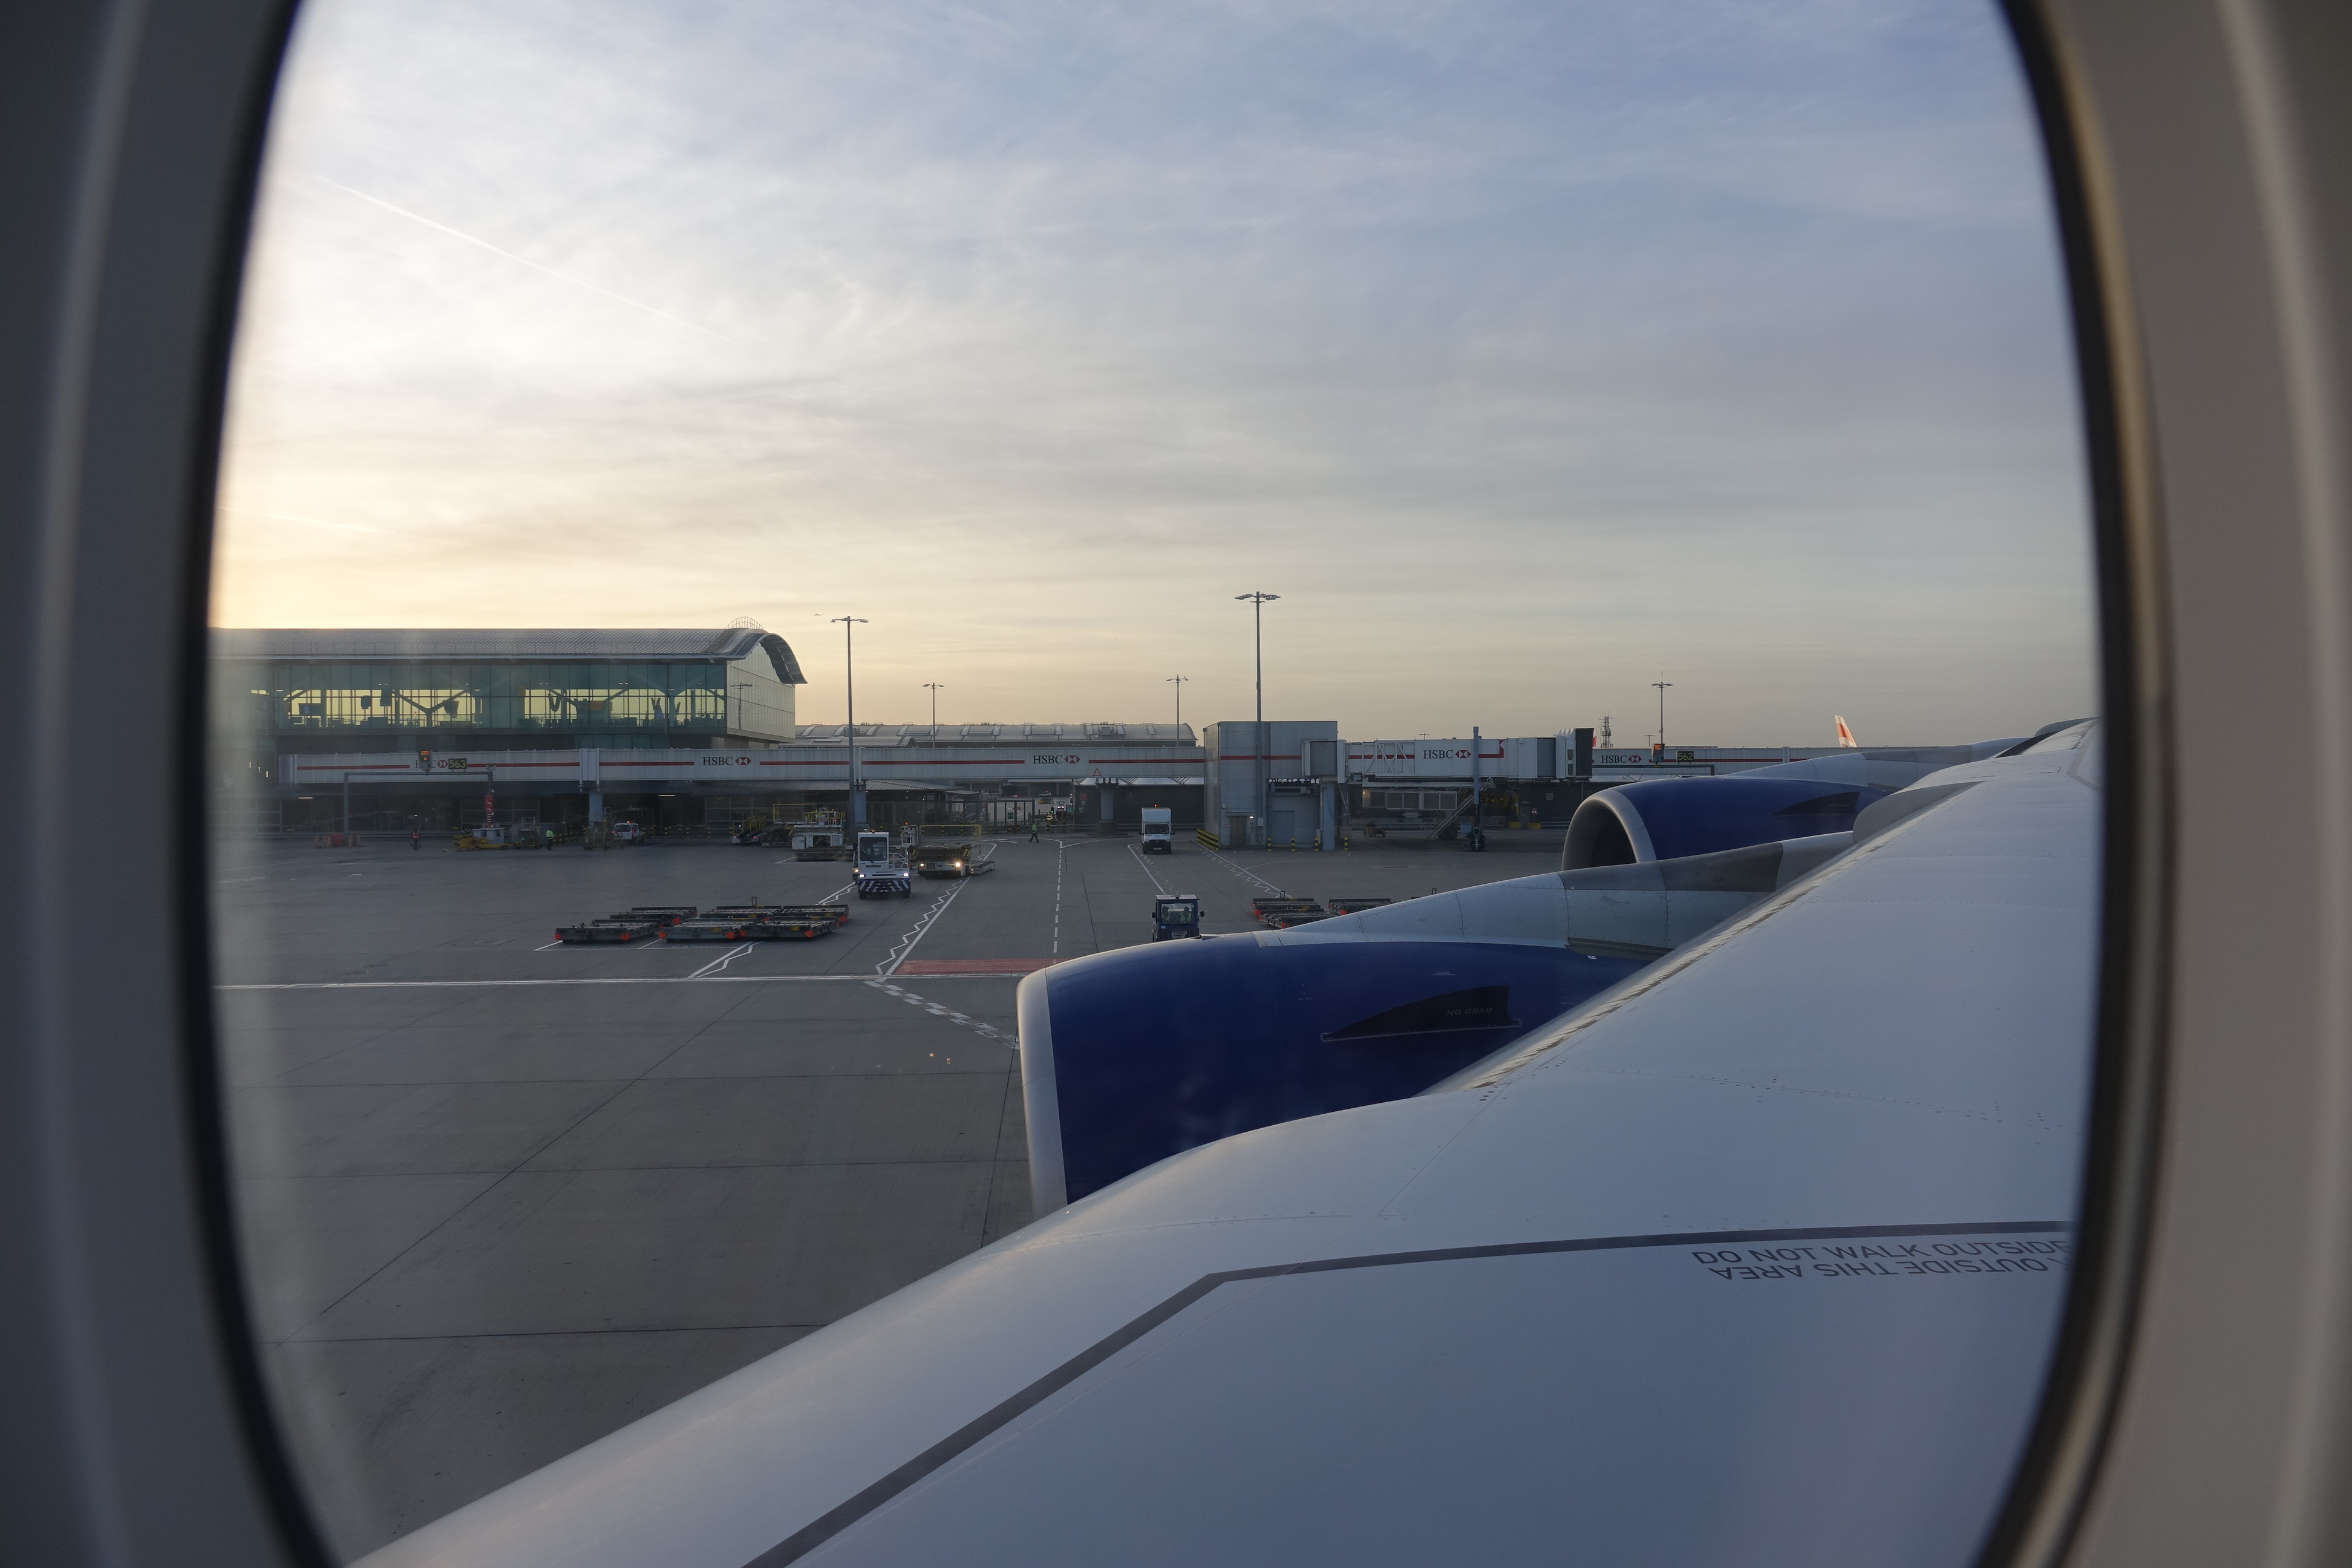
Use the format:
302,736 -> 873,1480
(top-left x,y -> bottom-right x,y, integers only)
1166,675 -> 1187,729
833,616 -> 868,826
923,682 -> 944,740
1653,676 -> 1673,759
1235,592 -> 1279,844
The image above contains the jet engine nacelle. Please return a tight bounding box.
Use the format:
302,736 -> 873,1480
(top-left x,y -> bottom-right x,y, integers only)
1563,776 -> 1887,867
1020,834 -> 1850,1209
1560,742 -> 2033,870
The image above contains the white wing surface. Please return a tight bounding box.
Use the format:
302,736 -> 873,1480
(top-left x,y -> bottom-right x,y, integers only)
361,736 -> 2100,1568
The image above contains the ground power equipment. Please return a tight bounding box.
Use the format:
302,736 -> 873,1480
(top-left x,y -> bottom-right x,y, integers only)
1151,893 -> 1202,941
854,831 -> 913,898
1250,897 -> 1324,927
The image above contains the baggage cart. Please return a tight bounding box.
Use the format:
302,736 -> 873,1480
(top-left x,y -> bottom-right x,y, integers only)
760,903 -> 850,929
659,918 -> 751,942
750,913 -> 836,941
555,917 -> 661,944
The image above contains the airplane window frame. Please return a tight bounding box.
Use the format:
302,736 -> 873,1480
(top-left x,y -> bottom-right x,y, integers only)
206,4 -> 2166,1563
1969,8 -> 2169,1563
185,4 -> 2163,1558
39,0 -> 2348,1564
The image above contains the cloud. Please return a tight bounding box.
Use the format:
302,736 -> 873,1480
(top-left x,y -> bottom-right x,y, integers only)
215,0 -> 2095,745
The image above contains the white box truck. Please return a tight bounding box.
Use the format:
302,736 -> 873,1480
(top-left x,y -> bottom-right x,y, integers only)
1140,806 -> 1174,854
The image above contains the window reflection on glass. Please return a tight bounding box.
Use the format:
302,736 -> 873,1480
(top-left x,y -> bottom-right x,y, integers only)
209,1 -> 2099,1561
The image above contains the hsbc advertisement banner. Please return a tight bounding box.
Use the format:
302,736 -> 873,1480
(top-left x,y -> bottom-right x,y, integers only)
1347,738 -> 1510,780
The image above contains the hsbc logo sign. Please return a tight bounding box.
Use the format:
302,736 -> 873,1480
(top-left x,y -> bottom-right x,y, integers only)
1033,753 -> 1081,765
1422,748 -> 1471,760
700,754 -> 752,766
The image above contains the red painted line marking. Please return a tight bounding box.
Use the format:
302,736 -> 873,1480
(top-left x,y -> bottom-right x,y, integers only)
895,958 -> 1054,975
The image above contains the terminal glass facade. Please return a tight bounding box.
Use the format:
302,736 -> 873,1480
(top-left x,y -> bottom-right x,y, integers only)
260,661 -> 731,740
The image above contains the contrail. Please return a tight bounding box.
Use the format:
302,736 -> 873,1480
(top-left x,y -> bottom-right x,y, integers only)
319,177 -> 737,343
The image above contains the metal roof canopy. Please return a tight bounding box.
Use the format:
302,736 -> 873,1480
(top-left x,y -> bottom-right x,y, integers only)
211,627 -> 808,685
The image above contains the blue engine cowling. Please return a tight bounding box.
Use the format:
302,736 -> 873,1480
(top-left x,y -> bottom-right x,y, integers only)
1020,935 -> 1645,1206
1563,776 -> 1889,867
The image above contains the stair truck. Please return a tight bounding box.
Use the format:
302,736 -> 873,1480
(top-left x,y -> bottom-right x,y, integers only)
1140,806 -> 1174,854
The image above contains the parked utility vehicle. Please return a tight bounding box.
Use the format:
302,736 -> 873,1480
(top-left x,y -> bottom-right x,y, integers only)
1140,806 -> 1174,854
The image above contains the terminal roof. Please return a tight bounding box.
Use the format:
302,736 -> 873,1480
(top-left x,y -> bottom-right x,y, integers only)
211,627 -> 807,684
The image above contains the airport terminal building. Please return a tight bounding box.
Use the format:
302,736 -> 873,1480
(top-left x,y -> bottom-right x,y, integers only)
212,626 -> 808,766
216,626 -> 1864,839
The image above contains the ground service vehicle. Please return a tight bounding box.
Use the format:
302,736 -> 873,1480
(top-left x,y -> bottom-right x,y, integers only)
912,841 -> 993,879
1140,806 -> 1173,852
1151,893 -> 1201,941
11,7 -> 2352,1568
791,823 -> 851,860
854,830 -> 912,898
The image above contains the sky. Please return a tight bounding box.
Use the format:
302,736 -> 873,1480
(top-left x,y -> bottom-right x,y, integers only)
213,0 -> 2099,746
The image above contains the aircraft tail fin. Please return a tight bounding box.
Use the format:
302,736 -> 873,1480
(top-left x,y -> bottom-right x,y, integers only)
1834,714 -> 1858,748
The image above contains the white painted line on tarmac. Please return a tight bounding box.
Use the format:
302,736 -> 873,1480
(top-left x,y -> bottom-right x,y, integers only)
1200,844 -> 1285,897
531,939 -> 564,952
878,877 -> 970,976
1128,843 -> 1169,895
688,942 -> 756,979
860,976 -> 1013,1047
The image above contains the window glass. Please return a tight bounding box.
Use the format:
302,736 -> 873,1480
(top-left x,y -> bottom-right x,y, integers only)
209,2 -> 2101,1561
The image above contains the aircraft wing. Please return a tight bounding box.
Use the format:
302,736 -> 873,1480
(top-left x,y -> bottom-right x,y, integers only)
361,731 -> 2100,1568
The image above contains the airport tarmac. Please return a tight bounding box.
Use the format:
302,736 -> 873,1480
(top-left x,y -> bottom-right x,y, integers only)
211,832 -> 1555,1558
